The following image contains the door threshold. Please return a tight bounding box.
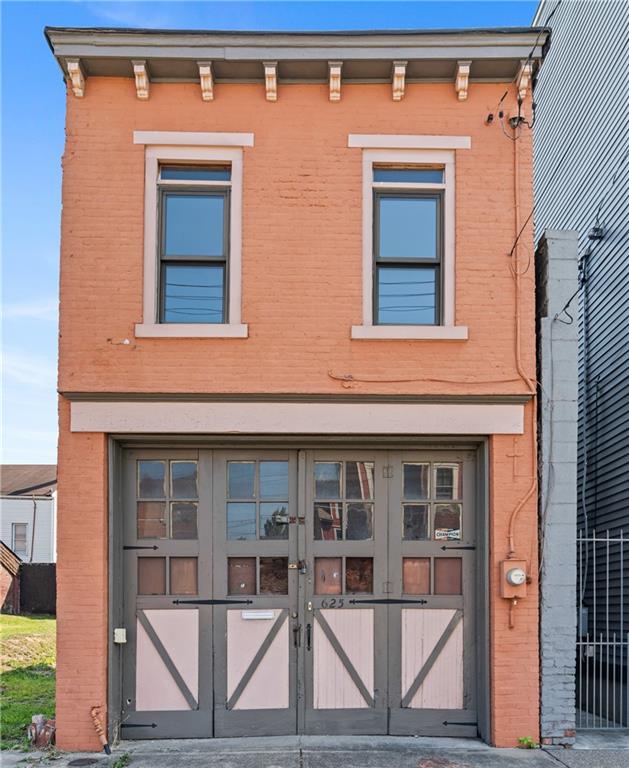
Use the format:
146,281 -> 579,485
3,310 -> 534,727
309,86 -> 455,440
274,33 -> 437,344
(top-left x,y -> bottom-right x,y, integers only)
119,734 -> 487,753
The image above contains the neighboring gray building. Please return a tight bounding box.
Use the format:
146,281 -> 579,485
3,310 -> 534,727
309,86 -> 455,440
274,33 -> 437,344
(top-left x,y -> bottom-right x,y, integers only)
0,465 -> 57,563
533,0 -> 628,735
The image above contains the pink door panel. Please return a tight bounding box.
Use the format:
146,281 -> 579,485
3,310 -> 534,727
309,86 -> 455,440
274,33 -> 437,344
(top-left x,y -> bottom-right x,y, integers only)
135,609 -> 199,711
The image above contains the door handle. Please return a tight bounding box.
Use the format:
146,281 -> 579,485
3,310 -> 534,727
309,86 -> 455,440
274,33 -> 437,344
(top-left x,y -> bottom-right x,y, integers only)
306,623 -> 312,651
293,623 -> 301,648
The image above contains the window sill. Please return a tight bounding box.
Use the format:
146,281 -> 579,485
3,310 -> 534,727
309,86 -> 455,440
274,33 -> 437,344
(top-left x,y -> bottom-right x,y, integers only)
350,325 -> 469,340
135,323 -> 248,339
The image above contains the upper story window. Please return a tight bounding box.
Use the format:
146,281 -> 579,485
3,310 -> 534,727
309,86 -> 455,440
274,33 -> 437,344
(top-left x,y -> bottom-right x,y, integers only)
373,166 -> 444,325
12,522 -> 28,559
158,165 -> 231,324
133,134 -> 253,339
349,140 -> 469,341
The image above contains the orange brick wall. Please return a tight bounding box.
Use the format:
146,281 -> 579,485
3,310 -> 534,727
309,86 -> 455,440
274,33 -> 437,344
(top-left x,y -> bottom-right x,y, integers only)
56,399 -> 109,750
56,77 -> 538,749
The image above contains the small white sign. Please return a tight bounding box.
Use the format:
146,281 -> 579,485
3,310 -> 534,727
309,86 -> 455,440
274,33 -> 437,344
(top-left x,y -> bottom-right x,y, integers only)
241,610 -> 275,620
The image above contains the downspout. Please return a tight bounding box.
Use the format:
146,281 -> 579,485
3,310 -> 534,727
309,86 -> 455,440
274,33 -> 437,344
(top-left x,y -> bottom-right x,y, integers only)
507,131 -> 538,561
30,497 -> 37,563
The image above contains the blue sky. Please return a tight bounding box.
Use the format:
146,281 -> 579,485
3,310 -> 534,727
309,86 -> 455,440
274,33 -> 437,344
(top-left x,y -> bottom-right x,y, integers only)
1,0 -> 537,464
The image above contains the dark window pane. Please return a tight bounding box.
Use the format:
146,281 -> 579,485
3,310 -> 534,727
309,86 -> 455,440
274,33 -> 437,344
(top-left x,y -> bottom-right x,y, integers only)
137,501 -> 167,539
260,557 -> 288,595
314,462 -> 341,498
403,558 -> 431,594
228,557 -> 256,595
314,557 -> 342,595
378,196 -> 438,259
434,558 -> 462,595
435,464 -> 462,499
138,558 -> 166,595
434,503 -> 462,541
161,165 -> 231,181
403,463 -> 429,500
346,503 -> 373,540
228,462 -> 255,498
170,557 -> 198,595
403,504 -> 429,540
260,461 -> 289,498
345,461 -> 374,500
227,502 -> 256,540
171,461 -> 197,498
346,558 -> 373,594
171,502 -> 198,539
373,168 -> 443,183
138,460 -> 166,499
162,264 -> 224,324
314,502 -> 343,541
164,193 -> 224,257
260,502 -> 289,539
377,266 -> 437,325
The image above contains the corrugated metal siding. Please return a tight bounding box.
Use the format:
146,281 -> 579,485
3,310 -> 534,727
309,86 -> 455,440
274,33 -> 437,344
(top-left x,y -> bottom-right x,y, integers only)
533,0 -> 629,636
534,0 -> 628,532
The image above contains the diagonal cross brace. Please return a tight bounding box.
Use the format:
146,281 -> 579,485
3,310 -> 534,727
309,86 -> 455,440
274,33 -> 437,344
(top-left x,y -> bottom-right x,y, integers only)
316,611 -> 375,708
137,610 -> 198,711
226,609 -> 288,710
401,609 -> 463,708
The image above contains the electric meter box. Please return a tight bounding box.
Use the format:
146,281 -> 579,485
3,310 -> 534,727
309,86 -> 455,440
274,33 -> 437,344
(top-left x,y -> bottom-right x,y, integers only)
500,560 -> 528,599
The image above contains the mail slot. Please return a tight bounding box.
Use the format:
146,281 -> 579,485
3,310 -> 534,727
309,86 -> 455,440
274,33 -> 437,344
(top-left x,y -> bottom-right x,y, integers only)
241,610 -> 275,620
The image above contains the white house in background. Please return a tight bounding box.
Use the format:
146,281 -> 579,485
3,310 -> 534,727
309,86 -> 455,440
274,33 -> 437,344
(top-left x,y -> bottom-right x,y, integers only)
0,465 -> 57,563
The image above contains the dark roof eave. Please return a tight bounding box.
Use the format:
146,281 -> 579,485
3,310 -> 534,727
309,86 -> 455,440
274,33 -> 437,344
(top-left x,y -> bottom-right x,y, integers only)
44,25 -> 550,38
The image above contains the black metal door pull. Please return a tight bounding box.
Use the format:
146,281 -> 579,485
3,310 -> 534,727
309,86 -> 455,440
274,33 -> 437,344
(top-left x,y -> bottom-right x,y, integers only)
306,623 -> 312,650
123,545 -> 159,551
348,598 -> 428,605
172,598 -> 253,605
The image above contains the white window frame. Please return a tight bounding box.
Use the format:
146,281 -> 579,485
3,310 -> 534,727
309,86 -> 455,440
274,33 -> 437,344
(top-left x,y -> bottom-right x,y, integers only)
350,138 -> 469,341
134,133 -> 253,338
12,522 -> 28,558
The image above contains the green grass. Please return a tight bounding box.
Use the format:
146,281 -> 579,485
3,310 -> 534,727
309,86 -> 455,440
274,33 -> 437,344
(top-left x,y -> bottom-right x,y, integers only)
0,614 -> 56,750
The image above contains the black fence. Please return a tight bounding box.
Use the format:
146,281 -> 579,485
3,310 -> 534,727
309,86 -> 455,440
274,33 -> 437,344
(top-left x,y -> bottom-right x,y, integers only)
20,563 -> 56,615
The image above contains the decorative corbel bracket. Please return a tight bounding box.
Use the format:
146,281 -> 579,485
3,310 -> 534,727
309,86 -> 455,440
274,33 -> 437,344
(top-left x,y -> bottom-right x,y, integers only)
455,60 -> 471,101
132,60 -> 150,100
517,59 -> 533,101
328,61 -> 342,102
264,61 -> 277,102
392,61 -> 407,101
66,58 -> 85,98
198,61 -> 214,101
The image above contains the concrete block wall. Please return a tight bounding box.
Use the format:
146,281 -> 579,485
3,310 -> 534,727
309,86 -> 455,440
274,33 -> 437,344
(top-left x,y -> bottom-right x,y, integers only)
537,230 -> 579,745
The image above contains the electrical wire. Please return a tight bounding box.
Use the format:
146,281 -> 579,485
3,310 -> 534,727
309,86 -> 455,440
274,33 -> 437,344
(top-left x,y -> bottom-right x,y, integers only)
515,0 -> 562,96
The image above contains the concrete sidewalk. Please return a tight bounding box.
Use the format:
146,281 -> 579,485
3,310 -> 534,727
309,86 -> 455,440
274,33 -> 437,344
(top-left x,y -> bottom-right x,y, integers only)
2,735 -> 628,768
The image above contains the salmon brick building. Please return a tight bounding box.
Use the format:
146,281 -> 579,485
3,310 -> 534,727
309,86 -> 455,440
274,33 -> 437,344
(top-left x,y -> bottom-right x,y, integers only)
46,26 -> 548,750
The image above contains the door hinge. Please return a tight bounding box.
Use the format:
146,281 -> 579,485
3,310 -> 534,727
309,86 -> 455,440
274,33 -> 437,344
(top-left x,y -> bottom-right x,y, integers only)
382,465 -> 393,478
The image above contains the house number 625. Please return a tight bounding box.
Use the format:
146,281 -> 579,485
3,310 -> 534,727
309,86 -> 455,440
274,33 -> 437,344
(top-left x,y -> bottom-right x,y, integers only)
320,598 -> 344,608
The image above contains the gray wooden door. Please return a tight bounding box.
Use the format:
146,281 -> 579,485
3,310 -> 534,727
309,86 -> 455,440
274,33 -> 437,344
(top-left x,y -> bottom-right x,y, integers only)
386,451 -> 477,737
211,451 -> 299,736
120,447 -> 478,739
302,451 -> 389,734
121,450 -> 213,738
